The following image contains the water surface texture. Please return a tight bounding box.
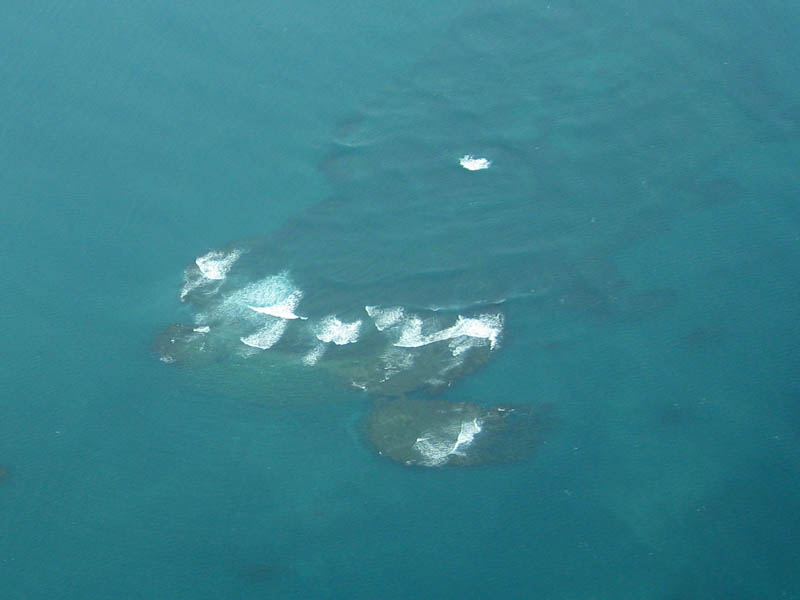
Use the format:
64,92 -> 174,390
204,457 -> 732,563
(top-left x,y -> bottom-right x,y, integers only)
2,1 -> 800,598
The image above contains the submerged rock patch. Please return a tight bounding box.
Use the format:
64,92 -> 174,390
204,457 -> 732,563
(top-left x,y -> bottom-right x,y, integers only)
365,397 -> 551,467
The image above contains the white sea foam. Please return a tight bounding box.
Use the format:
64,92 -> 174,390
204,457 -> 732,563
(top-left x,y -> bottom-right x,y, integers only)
239,319 -> 289,350
196,249 -> 241,280
413,418 -> 483,466
180,249 -> 242,300
394,315 -> 425,347
453,419 -> 482,454
315,315 -> 362,345
394,313 -> 503,350
180,270 -> 210,301
379,347 -> 415,382
247,289 -> 306,320
226,274 -> 305,350
217,272 -> 302,323
448,335 -> 482,357
365,305 -> 405,331
411,435 -> 450,466
459,155 -> 491,171
302,342 -> 327,366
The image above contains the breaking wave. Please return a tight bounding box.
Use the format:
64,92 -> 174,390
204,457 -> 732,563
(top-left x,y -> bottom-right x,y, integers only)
158,258 -> 506,395
314,315 -> 362,345
180,249 -> 242,301
394,313 -> 503,351
196,250 -> 241,280
459,155 -> 491,171
240,320 -> 290,350
413,418 -> 483,467
150,3 -> 701,467
365,305 -> 405,331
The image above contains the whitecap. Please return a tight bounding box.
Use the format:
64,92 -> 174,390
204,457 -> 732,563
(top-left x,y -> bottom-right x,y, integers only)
393,315 -> 425,347
412,436 -> 452,467
180,249 -> 242,301
217,272 -> 302,323
315,315 -> 362,345
412,418 -> 483,466
394,313 -> 503,350
239,319 -> 289,350
459,155 -> 491,171
365,305 -> 405,331
302,342 -> 327,366
196,249 -> 241,280
452,418 -> 482,454
247,289 -> 306,320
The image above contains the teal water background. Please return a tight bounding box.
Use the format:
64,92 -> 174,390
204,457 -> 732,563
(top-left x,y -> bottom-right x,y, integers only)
2,1 -> 800,598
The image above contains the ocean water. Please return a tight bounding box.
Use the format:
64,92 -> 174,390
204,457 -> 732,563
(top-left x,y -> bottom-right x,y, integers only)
2,0 -> 800,597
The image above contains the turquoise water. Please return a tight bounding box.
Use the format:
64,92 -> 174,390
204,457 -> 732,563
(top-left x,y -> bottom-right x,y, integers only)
2,0 -> 800,597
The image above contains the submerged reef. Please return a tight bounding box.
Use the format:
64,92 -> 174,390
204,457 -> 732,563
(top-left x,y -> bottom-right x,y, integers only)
153,251 -> 538,467
365,398 -> 550,467
153,250 -> 553,466
154,259 -> 503,397
151,4 -> 728,467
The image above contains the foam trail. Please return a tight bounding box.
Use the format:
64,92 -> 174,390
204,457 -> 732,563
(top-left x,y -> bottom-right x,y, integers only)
302,343 -> 327,366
